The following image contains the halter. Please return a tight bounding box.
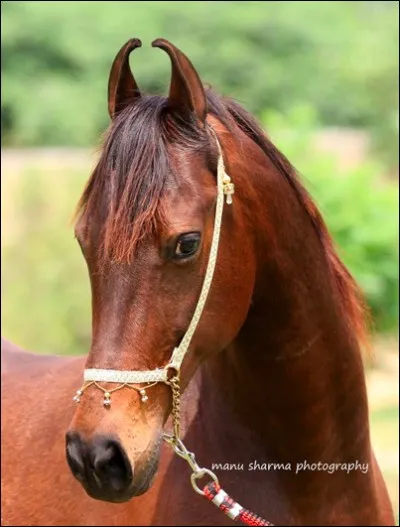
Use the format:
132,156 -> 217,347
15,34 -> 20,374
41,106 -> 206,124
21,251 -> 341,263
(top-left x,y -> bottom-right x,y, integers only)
72,128 -> 272,526
73,127 -> 233,405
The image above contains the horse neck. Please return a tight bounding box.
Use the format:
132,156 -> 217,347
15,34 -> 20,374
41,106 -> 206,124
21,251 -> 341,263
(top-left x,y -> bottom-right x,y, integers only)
200,125 -> 372,472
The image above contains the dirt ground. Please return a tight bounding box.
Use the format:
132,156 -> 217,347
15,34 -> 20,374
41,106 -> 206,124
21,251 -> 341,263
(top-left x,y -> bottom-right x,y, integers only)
366,337 -> 399,519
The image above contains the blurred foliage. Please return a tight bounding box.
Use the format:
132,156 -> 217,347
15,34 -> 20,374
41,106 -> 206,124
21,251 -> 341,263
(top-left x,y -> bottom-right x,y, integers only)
1,106 -> 398,356
263,105 -> 399,333
1,168 -> 92,355
1,1 -> 398,354
1,1 -> 399,166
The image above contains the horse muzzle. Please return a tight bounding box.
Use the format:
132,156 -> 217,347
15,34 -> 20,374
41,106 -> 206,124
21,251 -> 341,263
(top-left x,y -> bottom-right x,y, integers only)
65,431 -> 159,502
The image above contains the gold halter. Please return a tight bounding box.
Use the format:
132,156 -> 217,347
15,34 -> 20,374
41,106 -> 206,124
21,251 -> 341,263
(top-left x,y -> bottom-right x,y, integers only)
73,128 -> 234,410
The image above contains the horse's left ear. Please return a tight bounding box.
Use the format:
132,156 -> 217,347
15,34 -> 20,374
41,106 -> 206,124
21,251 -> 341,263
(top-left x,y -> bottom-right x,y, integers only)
152,38 -> 207,126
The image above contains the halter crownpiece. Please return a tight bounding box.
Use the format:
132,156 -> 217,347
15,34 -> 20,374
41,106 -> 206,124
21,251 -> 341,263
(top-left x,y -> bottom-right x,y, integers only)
73,127 -> 234,407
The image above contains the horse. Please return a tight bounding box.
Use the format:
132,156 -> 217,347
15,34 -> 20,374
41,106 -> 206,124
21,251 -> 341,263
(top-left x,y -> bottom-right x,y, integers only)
1,38 -> 395,526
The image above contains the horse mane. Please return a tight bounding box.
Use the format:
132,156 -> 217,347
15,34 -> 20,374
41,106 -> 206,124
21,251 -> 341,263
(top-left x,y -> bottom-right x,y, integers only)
75,89 -> 369,349
211,93 -> 369,349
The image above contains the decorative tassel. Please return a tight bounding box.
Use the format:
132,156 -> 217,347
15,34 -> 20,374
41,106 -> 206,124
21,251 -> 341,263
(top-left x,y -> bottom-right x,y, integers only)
222,175 -> 235,205
73,389 -> 83,403
140,389 -> 148,403
72,382 -> 154,407
103,392 -> 111,407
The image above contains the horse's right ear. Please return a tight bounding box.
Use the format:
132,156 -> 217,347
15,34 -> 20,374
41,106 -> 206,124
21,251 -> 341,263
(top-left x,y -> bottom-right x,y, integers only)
108,38 -> 142,119
152,38 -> 207,126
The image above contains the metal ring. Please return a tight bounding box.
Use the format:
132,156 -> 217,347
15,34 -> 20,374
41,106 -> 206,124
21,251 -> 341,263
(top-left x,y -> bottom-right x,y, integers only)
164,364 -> 179,382
190,468 -> 219,496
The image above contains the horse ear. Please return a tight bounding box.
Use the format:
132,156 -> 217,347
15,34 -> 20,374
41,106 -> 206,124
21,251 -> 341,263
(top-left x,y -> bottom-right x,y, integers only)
108,38 -> 142,119
152,38 -> 207,125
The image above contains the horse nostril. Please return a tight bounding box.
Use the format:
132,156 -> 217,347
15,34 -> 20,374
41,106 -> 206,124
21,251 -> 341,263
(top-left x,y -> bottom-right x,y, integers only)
65,433 -> 133,496
92,439 -> 133,492
65,432 -> 86,481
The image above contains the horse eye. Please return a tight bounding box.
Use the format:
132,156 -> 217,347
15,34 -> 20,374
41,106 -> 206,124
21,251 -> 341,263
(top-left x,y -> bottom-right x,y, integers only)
174,233 -> 201,259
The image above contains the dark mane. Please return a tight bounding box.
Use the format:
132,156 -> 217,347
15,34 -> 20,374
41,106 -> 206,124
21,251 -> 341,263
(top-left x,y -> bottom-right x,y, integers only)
211,93 -> 369,348
75,89 -> 368,347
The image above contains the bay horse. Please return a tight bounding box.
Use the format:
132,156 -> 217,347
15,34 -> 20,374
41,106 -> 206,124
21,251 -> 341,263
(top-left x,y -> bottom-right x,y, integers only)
1,38 -> 395,526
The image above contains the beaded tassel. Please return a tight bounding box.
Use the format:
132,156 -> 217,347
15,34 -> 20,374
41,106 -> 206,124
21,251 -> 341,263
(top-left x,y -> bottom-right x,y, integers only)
140,389 -> 148,403
103,392 -> 111,407
222,175 -> 235,205
72,389 -> 83,403
72,383 -> 152,406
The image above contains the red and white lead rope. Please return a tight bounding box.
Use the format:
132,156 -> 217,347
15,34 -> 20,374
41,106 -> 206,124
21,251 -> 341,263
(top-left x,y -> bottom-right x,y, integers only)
203,481 -> 273,526
163,436 -> 275,526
